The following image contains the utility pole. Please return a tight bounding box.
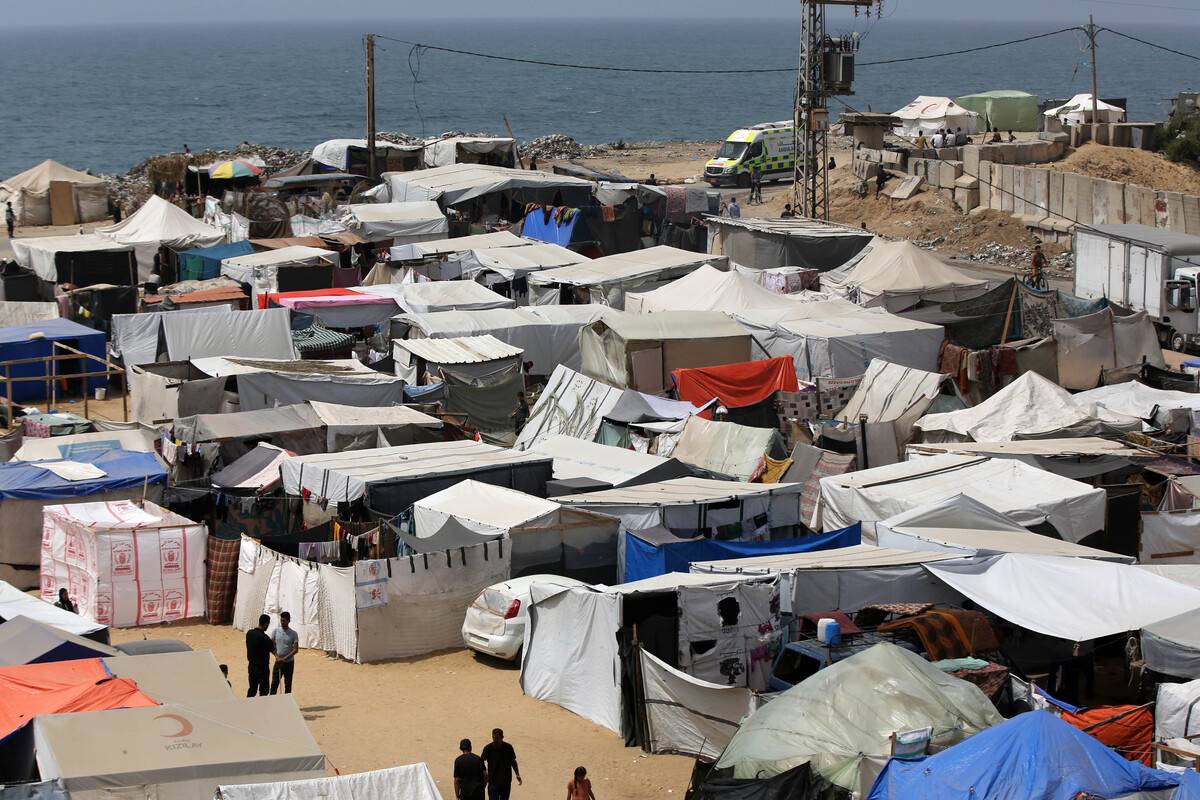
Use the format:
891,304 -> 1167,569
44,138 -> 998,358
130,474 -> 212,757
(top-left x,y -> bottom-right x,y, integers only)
365,33 -> 378,181
1087,16 -> 1099,139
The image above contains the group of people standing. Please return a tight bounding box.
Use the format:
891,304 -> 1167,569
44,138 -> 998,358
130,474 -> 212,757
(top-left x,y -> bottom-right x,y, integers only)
244,612 -> 299,696
454,732 -> 595,800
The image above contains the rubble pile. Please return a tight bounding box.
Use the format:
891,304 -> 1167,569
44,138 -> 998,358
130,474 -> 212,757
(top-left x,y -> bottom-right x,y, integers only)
950,242 -> 1074,275
523,134 -> 607,161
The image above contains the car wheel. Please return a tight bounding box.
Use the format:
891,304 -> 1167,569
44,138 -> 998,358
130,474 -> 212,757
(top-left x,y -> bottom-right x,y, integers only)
1170,329 -> 1187,353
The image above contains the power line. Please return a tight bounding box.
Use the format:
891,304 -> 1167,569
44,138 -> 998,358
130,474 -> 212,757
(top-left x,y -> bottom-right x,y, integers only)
857,25 -> 1082,65
1101,25 -> 1200,61
1085,0 -> 1200,10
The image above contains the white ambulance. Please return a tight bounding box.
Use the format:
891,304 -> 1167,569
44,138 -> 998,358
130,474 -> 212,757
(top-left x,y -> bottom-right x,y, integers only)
705,121 -> 796,187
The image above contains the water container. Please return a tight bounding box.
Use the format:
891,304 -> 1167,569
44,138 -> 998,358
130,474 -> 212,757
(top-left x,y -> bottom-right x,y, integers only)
816,617 -> 839,644
825,620 -> 841,646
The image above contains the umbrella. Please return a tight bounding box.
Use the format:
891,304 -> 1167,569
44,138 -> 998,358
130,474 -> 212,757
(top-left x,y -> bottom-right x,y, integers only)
208,159 -> 263,179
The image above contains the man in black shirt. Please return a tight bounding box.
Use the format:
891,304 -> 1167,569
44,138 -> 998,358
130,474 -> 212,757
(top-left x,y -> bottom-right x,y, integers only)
245,614 -> 272,697
454,738 -> 487,800
481,728 -> 522,800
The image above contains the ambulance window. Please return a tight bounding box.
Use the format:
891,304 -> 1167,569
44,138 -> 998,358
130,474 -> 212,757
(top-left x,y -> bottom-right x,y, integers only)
716,141 -> 748,159
746,141 -> 763,159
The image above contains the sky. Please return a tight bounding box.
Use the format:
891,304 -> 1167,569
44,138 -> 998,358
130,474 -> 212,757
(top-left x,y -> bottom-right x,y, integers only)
5,0 -> 1199,26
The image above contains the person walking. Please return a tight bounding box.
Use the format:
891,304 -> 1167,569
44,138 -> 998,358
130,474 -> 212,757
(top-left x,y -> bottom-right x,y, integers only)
512,392 -> 530,435
269,611 -> 299,695
566,767 -> 595,800
5,202 -> 14,239
481,728 -> 521,800
246,614 -> 272,697
454,739 -> 487,800
749,164 -> 763,204
727,196 -> 741,218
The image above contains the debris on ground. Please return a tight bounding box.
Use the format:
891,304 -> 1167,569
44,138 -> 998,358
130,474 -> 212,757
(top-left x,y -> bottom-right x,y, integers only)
523,134 -> 608,161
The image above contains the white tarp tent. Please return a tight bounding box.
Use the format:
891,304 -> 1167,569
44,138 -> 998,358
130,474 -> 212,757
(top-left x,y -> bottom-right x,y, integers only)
515,364 -> 624,450
220,246 -> 338,304
355,281 -> 515,314
13,428 -> 158,461
893,96 -> 982,137
915,371 -> 1142,442
40,500 -> 206,628
1053,308 -> 1166,390
874,494 -> 1129,560
624,264 -> 815,314
339,201 -> 448,242
670,416 -> 786,482
733,302 -> 944,381
190,356 -> 404,412
714,642 -> 1000,788
0,579 -> 106,636
112,307 -> 298,367
1144,610 -> 1200,680
819,453 -> 1107,543
1075,380 -> 1200,433
450,242 -> 588,282
10,233 -> 135,284
826,359 -> 949,465
33,695 -> 325,800
821,240 -> 986,312
0,159 -> 108,227
529,434 -> 688,487
529,247 -> 730,308
377,163 -> 593,206
386,230 -> 527,263
926,553 -> 1200,641
423,136 -> 517,168
218,764 -> 443,800
310,138 -> 422,171
1045,93 -> 1125,125
97,195 -> 225,281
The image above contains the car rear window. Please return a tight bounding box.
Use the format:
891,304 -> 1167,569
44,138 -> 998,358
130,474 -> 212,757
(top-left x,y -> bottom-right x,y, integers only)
473,588 -> 514,616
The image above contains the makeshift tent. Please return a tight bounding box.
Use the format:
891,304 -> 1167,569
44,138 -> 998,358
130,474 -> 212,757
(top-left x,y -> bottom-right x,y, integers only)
690,544 -> 966,615
875,495 -> 1129,561
340,201 -> 448,242
717,642 -> 1001,789
529,247 -> 729,308
356,281 -> 515,314
1045,93 -> 1125,125
8,234 -> 134,285
209,443 -> 290,493
217,763 -> 444,800
625,265 -> 817,314
310,138 -> 421,171
0,160 -> 108,227
0,658 -> 157,740
423,135 -> 517,168
308,401 -> 443,450
176,241 -> 255,282
41,500 -> 206,628
705,216 -> 873,271
953,90 -> 1039,132
553,476 -> 802,533
412,480 -> 620,579
824,359 -> 951,466
1076,380 -> 1200,432
33,695 -> 325,800
0,317 -> 106,402
514,365 -> 623,450
449,241 -> 588,283
0,580 -> 106,638
529,434 -> 692,488
915,370 -> 1142,443
112,306 -> 297,368
926,553 -> 1200,641
1143,609 -> 1200,679
622,524 -> 860,583
670,416 -> 789,482
393,334 -> 523,381
385,230 -> 528,265
673,357 -> 799,412
234,533 -> 507,662
907,437 -> 1140,481
13,428 -> 157,462
1053,308 -> 1165,390
280,439 -> 552,514
101,650 -> 234,705
822,240 -> 987,312
893,96 -> 982,137
268,289 -> 398,328
866,710 -> 1177,800
221,246 -> 337,305
377,163 -> 593,207
190,356 -> 404,412
96,196 -> 224,281
173,404 -> 323,462
733,301 -> 945,381
0,617 -> 115,666
126,361 -> 225,424
0,451 -> 167,586
580,312 -> 751,393
819,453 -> 1108,543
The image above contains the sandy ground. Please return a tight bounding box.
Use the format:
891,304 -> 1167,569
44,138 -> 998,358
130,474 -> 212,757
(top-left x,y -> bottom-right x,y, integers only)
110,621 -> 693,799
1042,143 -> 1200,196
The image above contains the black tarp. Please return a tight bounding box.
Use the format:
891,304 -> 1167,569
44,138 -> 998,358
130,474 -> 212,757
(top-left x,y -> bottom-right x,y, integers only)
54,249 -> 137,287
211,445 -> 285,490
695,764 -> 850,800
716,225 -> 871,271
366,461 -> 553,519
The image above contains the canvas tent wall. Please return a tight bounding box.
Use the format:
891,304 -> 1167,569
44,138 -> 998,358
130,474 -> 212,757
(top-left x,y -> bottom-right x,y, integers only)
449,242 -> 588,286
953,90 -> 1039,132
412,480 -> 620,579
705,216 -> 874,271
377,163 -> 594,208
41,500 -> 207,628
670,416 -> 789,482
0,616 -> 116,666
220,246 -> 338,305
384,230 -> 528,267
340,201 -> 448,242
310,138 -> 421,173
423,136 -> 518,168
356,280 -> 515,314
579,312 -> 751,393
32,695 -> 325,800
112,307 -> 298,368
190,356 -> 405,412
529,247 -> 729,308
218,764 -> 444,800
529,434 -> 692,488
514,365 -> 624,450
127,361 -> 225,424
1053,308 -> 1167,390
0,160 -> 108,227
1045,93 -> 1125,125
822,240 -> 987,313
624,264 -> 820,314
892,96 -> 981,137
96,195 -> 225,281
818,453 -> 1107,543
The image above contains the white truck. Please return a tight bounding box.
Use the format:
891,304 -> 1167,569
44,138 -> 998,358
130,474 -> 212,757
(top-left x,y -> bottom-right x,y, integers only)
1073,224 -> 1200,352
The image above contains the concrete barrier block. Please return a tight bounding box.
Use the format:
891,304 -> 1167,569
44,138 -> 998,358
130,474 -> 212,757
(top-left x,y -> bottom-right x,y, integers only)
977,161 -> 993,210
938,161 -> 961,189
1155,192 -> 1170,228
1184,195 -> 1200,235
961,145 -> 981,178
1074,174 -> 1094,224
1168,192 -> 1187,232
1092,179 -> 1111,223
955,186 -> 980,213
955,175 -> 980,190
1124,184 -> 1143,225
1048,170 -> 1065,218
1139,188 -> 1157,227
1000,165 -> 1015,212
1027,169 -> 1050,217
1013,167 -> 1027,215
881,149 -> 905,166
1062,170 -> 1078,223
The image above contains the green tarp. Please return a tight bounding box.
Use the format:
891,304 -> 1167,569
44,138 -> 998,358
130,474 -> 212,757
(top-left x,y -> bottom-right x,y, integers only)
954,90 -> 1039,132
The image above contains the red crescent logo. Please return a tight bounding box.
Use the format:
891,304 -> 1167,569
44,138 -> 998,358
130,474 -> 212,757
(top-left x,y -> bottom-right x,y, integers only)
155,713 -> 194,738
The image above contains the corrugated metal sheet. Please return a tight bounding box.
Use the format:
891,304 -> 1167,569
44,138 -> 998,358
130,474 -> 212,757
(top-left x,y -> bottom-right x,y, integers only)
394,334 -> 523,364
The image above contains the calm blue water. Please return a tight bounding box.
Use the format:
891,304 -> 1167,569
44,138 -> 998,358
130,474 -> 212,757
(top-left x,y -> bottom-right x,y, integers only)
1,18 -> 1197,177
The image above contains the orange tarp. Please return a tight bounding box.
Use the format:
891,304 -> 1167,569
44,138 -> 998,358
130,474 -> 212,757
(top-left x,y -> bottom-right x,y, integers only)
0,658 -> 158,739
1063,705 -> 1155,765
673,357 -> 800,410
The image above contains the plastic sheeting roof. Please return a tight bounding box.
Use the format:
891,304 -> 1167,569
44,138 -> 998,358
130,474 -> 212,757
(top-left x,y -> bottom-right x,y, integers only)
690,543 -> 962,574
308,401 -> 442,428
414,479 -> 560,529
529,246 -> 727,288
97,195 -> 223,250
389,230 -> 527,260
310,138 -> 421,170
381,163 -> 592,206
624,264 -> 816,313
528,434 -> 684,485
1075,380 -> 1200,424
514,365 -> 623,450
823,240 -> 985,298
356,281 -> 515,314
0,581 -> 106,636
925,553 -> 1200,641
554,476 -> 800,507
590,310 -> 748,341
394,334 -> 523,364
452,242 -> 588,280
222,246 -> 337,268
836,358 -> 946,424
893,95 -> 981,123
0,450 -> 166,501
218,764 -> 443,800
1,160 -> 104,193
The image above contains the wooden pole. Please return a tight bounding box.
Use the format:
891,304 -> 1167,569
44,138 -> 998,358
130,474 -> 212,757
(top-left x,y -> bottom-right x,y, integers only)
1000,280 -> 1019,343
503,114 -> 526,170
365,34 -> 378,181
1089,16 -> 1100,138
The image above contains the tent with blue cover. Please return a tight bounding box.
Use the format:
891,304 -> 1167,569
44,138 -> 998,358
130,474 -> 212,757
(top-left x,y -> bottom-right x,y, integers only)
0,318 -> 106,402
620,524 -> 861,583
0,617 -> 117,667
866,710 -> 1181,800
176,240 -> 255,282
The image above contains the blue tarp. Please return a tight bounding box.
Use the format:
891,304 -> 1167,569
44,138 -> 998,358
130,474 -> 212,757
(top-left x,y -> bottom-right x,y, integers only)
622,524 -> 861,583
0,318 -> 106,403
177,240 -> 254,281
521,208 -> 580,246
866,710 -> 1180,800
1176,770 -> 1200,800
0,450 -> 166,501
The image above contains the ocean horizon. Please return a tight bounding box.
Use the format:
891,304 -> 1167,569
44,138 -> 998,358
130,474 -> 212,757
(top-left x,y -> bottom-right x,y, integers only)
2,17 -> 1198,177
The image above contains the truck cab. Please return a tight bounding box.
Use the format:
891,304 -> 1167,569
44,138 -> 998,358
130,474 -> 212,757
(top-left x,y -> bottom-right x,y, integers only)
705,122 -> 795,188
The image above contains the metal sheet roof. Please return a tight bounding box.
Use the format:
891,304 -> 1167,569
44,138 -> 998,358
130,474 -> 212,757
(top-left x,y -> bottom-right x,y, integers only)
394,334 -> 524,364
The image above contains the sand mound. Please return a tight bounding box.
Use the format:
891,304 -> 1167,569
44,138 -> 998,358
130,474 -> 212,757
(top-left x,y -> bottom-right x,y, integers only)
1044,144 -> 1200,195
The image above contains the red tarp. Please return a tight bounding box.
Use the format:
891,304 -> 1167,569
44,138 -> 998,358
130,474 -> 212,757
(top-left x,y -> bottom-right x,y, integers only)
1063,705 -> 1155,765
673,357 -> 799,409
260,286 -> 358,310
0,658 -> 158,739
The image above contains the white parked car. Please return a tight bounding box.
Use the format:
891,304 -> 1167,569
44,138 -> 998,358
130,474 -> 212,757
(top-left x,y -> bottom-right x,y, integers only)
462,574 -> 587,661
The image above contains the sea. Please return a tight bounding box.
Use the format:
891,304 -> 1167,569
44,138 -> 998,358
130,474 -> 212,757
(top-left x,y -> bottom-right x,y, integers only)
1,17 -> 1198,177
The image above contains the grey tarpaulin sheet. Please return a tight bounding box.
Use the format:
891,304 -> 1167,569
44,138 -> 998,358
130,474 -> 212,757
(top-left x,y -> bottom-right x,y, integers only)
442,364 -> 524,446
235,372 -> 406,412
720,227 -> 872,271
162,307 -> 297,361
1053,308 -> 1165,390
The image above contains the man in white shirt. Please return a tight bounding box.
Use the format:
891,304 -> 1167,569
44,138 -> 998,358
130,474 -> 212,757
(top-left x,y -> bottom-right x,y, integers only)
930,130 -> 945,149
270,611 -> 300,695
